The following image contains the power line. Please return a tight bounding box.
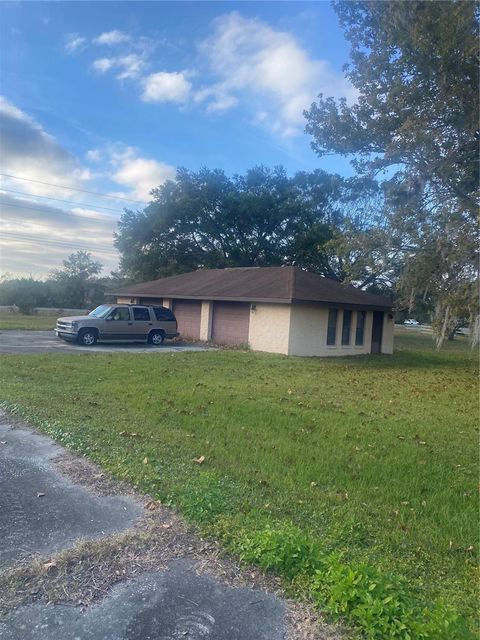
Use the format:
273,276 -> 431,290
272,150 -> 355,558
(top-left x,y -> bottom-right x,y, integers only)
0,231 -> 117,255
0,188 -> 123,214
0,201 -> 117,223
0,173 -> 146,205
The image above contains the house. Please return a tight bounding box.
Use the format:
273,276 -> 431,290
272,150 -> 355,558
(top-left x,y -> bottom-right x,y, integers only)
112,266 -> 394,356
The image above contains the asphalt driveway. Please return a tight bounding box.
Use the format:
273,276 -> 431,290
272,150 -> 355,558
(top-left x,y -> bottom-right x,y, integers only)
0,413 -> 339,640
0,331 -> 212,355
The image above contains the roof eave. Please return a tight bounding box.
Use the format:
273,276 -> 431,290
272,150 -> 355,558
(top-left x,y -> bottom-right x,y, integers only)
110,291 -> 392,309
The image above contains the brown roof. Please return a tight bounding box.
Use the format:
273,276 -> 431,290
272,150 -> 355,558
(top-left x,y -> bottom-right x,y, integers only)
112,267 -> 392,309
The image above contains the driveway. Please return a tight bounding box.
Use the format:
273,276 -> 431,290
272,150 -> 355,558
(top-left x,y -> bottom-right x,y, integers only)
0,331 -> 212,355
0,413 -> 339,640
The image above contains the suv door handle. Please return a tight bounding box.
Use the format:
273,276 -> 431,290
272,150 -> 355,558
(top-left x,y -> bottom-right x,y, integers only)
128,322 -> 132,325
148,322 -> 152,325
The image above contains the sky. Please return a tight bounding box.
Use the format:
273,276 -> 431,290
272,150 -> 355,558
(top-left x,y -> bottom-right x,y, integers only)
0,1 -> 355,278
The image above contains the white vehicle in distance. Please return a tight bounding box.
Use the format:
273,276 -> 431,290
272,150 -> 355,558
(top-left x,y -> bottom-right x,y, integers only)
403,319 -> 420,326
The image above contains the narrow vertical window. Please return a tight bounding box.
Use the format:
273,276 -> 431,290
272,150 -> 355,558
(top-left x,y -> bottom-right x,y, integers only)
355,311 -> 366,345
341,310 -> 352,345
326,309 -> 338,345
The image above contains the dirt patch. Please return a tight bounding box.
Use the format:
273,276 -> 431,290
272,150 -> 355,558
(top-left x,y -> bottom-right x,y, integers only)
53,452 -> 138,498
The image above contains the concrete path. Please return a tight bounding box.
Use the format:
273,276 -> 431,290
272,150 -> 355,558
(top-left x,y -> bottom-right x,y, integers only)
0,421 -> 141,569
1,562 -> 284,640
0,331 -> 212,355
0,414 -> 339,640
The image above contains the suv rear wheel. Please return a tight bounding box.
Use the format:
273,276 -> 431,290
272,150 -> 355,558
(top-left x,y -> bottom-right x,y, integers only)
148,330 -> 165,346
78,329 -> 98,346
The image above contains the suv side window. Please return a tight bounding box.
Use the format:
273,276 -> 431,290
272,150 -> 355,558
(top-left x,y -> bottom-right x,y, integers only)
153,306 -> 175,321
108,307 -> 130,321
133,307 -> 150,321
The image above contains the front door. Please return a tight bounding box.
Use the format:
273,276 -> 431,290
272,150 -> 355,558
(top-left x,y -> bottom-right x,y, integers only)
102,307 -> 132,340
371,311 -> 384,354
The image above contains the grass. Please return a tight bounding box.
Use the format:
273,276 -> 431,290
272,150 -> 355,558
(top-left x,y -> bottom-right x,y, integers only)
0,331 -> 477,637
0,312 -> 58,330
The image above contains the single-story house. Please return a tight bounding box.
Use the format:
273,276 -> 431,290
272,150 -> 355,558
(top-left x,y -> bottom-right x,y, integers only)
112,266 -> 394,356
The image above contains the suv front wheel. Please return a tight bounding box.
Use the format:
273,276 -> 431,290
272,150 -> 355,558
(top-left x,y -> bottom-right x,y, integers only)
148,330 -> 165,346
78,329 -> 98,346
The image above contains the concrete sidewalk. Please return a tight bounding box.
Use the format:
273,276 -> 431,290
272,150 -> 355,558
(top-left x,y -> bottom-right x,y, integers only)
0,414 -> 340,640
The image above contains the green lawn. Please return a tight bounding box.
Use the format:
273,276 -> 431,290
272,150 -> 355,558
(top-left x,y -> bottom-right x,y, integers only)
0,332 -> 477,638
0,312 -> 58,330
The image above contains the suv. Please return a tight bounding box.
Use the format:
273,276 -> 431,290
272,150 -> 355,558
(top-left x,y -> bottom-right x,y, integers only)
55,304 -> 179,346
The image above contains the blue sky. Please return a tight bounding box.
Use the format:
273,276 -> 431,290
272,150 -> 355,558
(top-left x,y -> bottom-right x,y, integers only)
0,1 -> 354,277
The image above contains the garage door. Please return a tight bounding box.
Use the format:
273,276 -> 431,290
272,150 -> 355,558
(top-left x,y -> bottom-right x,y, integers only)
211,302 -> 250,346
172,300 -> 201,339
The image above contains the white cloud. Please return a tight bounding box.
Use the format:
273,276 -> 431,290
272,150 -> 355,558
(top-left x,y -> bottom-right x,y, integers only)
115,54 -> 146,80
86,149 -> 102,162
141,71 -> 192,104
91,57 -> 115,74
107,146 -> 175,200
196,12 -> 355,136
64,33 -> 87,54
0,100 -> 177,277
91,54 -> 146,80
94,30 -> 130,46
0,99 -> 122,277
0,96 -> 86,197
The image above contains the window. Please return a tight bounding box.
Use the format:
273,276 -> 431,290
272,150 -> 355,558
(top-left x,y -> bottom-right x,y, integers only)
153,306 -> 175,321
355,311 -> 366,345
133,307 -> 150,321
341,310 -> 352,345
326,309 -> 338,345
108,307 -> 130,321
89,305 -> 112,318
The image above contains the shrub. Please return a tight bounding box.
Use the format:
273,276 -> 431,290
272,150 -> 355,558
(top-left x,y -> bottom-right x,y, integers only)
231,521 -> 473,639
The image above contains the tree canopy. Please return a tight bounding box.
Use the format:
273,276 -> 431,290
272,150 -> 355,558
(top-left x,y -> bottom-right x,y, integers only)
115,165 -> 395,293
304,0 -> 479,345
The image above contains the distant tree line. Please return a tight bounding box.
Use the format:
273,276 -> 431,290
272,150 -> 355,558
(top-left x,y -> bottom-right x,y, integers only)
0,251 -> 125,314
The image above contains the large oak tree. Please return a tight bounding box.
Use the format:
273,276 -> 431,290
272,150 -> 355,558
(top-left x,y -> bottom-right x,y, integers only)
115,165 -> 395,293
305,0 -> 479,345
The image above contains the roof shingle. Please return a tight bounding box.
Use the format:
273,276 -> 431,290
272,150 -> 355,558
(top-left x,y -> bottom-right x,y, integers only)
113,266 -> 392,309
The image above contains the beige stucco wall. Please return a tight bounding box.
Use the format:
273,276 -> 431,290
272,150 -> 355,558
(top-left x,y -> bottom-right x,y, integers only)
117,296 -> 138,304
248,303 -> 291,354
200,301 -> 213,341
288,305 -> 380,357
116,295 -> 393,356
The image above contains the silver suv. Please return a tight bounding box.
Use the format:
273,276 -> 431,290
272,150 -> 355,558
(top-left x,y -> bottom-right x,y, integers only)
55,304 -> 178,346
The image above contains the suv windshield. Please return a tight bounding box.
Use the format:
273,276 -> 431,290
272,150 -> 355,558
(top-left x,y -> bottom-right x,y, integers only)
88,305 -> 113,318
